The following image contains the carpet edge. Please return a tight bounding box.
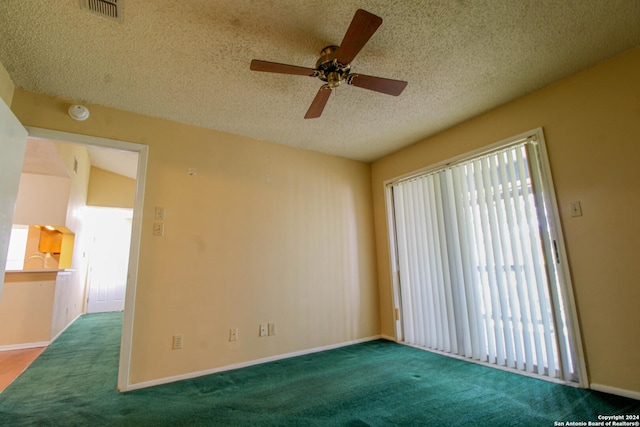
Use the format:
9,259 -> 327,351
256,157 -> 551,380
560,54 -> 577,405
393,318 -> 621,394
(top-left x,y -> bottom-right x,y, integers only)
122,335 -> 382,392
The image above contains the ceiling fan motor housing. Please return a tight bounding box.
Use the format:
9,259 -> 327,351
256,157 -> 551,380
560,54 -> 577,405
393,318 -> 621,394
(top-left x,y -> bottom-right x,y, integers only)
315,46 -> 351,88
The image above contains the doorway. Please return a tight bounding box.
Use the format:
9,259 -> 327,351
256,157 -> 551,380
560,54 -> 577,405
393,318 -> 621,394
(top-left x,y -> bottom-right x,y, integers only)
84,207 -> 132,314
1,130 -> 144,390
21,127 -> 147,392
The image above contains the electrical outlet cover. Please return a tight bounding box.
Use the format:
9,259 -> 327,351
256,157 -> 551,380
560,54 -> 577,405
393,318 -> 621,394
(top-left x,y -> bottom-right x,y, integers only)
172,334 -> 183,350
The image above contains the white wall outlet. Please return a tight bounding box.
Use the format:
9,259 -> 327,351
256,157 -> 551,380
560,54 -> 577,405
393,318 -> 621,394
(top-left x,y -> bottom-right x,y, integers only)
570,201 -> 582,217
229,328 -> 239,341
268,322 -> 276,336
153,222 -> 164,236
172,334 -> 183,350
259,323 -> 268,337
154,207 -> 165,220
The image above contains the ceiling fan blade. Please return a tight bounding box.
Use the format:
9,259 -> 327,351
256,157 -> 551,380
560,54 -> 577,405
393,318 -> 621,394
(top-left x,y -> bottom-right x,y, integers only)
250,60 -> 318,76
348,74 -> 408,96
335,9 -> 383,65
305,86 -> 332,119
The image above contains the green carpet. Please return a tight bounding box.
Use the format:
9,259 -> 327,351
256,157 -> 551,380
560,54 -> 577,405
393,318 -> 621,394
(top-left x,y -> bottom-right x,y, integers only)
0,313 -> 638,426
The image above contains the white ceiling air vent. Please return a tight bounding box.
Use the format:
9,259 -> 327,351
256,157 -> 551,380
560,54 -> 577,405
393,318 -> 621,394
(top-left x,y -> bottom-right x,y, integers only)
80,0 -> 123,23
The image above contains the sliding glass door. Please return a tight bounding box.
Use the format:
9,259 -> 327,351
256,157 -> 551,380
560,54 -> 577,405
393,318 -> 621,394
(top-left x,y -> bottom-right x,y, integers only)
388,131 -> 583,384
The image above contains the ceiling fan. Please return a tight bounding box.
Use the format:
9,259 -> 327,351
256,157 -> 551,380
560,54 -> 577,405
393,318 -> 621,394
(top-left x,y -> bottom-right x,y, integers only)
250,9 -> 408,119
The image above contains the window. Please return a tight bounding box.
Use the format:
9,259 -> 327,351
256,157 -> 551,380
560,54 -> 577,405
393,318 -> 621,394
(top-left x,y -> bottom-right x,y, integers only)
5,225 -> 29,270
387,130 -> 584,385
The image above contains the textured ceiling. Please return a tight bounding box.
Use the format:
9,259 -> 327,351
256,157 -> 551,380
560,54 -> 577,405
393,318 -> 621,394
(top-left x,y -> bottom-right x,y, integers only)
23,139 -> 69,177
86,145 -> 138,179
22,138 -> 138,180
1,0 -> 640,162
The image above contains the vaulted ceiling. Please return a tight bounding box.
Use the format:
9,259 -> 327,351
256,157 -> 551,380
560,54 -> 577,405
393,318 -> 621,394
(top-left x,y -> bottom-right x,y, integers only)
1,1 -> 639,162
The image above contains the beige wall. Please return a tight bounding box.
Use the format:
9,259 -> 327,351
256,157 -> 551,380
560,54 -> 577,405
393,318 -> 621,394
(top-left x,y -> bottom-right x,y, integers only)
13,173 -> 71,226
0,273 -> 56,346
0,60 -> 14,107
372,46 -> 640,393
9,89 -> 380,385
50,142 -> 91,338
87,166 -> 135,208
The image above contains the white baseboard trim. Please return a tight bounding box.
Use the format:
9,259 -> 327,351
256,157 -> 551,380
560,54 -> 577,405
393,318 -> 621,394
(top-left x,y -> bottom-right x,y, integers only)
0,341 -> 50,352
0,313 -> 83,353
123,335 -> 382,392
380,334 -> 397,342
590,383 -> 640,401
50,313 -> 83,343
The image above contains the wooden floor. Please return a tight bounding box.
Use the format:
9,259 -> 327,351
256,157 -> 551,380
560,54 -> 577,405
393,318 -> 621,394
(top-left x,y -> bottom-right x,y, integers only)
0,347 -> 46,393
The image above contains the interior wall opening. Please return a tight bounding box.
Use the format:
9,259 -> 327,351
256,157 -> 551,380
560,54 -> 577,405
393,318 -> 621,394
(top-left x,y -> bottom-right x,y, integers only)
17,127 -> 147,392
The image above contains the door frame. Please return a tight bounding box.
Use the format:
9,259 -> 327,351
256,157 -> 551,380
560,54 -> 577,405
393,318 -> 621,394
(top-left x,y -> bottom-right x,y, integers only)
0,99 -> 28,292
24,126 -> 147,393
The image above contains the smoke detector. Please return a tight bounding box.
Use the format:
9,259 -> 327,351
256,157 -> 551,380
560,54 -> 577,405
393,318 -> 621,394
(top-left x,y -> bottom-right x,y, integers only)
80,0 -> 123,23
69,105 -> 90,121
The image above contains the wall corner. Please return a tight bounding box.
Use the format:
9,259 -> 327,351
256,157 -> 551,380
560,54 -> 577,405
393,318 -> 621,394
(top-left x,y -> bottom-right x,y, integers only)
0,60 -> 16,107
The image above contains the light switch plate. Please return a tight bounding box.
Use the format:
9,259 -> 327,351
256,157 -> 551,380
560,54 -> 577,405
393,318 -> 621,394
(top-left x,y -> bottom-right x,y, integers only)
155,207 -> 165,220
172,334 -> 183,350
570,201 -> 582,217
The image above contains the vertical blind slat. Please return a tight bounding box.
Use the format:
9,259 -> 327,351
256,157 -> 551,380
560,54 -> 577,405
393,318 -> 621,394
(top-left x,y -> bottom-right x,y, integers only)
516,148 -> 557,375
476,158 -> 506,365
454,165 -> 486,361
444,168 -> 472,358
497,150 -> 526,371
410,181 -> 426,346
393,189 -> 412,343
467,161 -> 497,363
508,151 -> 535,373
486,154 -> 515,368
428,175 -> 447,352
436,173 -> 458,354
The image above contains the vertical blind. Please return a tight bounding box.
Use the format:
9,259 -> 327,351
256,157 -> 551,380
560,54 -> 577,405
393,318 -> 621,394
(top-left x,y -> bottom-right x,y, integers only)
391,140 -> 578,382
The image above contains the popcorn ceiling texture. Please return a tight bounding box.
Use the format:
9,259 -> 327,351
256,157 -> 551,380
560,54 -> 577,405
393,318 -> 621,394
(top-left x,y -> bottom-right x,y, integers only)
1,0 -> 639,162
